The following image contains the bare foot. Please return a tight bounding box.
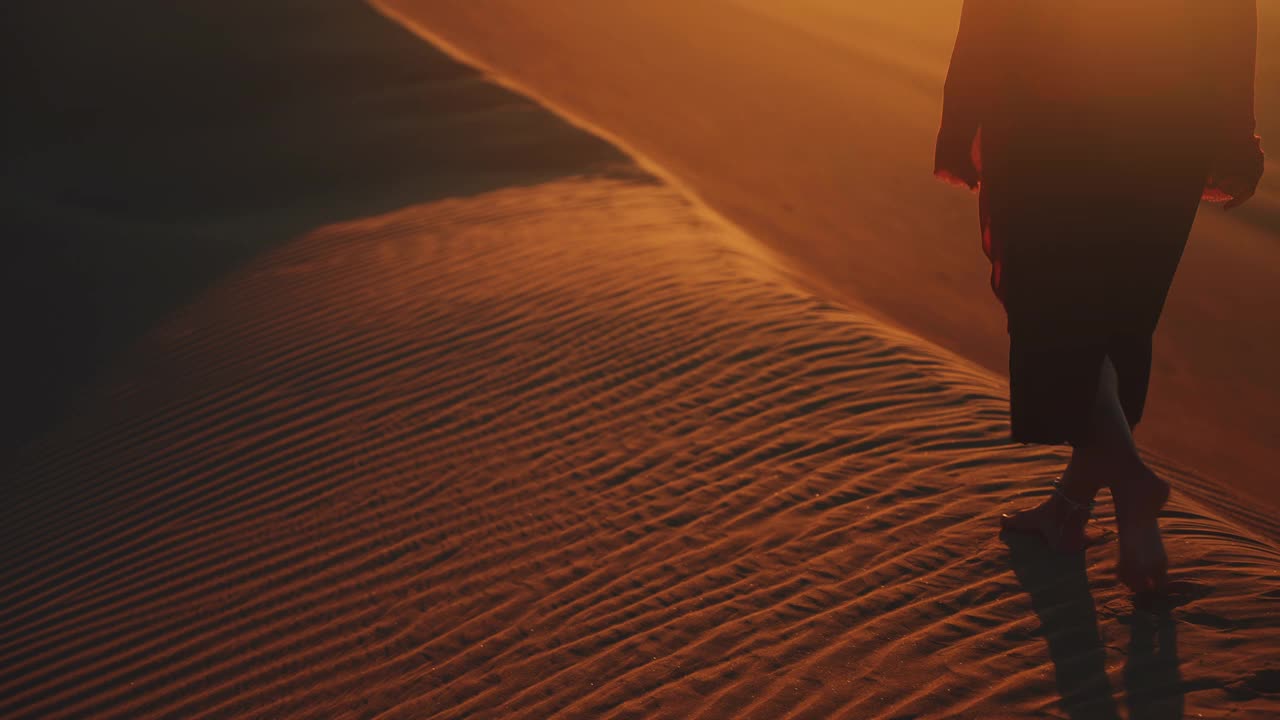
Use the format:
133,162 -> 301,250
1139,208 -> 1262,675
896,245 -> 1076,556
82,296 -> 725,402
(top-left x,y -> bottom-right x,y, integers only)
1001,482 -> 1099,553
1111,467 -> 1170,594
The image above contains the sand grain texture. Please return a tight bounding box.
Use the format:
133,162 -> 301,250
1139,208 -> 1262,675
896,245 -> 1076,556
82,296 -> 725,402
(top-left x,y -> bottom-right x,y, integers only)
3,2 -> 1280,719
5,175 -> 1280,718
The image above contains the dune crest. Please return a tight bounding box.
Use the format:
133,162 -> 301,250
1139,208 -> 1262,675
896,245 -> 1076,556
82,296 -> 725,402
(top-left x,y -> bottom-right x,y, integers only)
376,0 -> 1280,513
3,178 -> 1278,718
4,0 -> 1278,716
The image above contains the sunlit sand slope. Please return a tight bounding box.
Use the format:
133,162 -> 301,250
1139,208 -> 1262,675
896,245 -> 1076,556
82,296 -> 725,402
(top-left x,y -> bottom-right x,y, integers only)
3,178 -> 1277,719
380,0 -> 1280,512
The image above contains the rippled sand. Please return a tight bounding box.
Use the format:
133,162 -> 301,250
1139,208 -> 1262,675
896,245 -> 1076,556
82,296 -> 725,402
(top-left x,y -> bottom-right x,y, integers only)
3,2 -> 1278,718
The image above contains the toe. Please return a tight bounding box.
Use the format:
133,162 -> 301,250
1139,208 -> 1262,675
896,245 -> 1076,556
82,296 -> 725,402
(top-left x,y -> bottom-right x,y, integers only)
1000,512 -> 1025,532
1000,507 -> 1043,532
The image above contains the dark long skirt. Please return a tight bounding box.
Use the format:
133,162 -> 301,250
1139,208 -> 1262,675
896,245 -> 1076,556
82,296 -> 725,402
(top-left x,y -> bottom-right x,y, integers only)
979,126 -> 1210,445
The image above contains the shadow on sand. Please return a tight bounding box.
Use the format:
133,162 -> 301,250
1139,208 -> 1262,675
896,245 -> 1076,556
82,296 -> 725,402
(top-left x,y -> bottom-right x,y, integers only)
1003,531 -> 1185,719
2,0 -> 642,459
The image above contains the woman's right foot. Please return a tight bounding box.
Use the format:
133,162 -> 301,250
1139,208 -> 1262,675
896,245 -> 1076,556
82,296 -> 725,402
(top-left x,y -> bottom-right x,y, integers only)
1111,466 -> 1170,594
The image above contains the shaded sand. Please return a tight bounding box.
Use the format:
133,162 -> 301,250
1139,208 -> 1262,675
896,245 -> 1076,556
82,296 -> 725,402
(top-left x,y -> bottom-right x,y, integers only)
4,176 -> 1279,718
380,0 -> 1280,512
0,0 -> 636,458
4,2 -> 1280,719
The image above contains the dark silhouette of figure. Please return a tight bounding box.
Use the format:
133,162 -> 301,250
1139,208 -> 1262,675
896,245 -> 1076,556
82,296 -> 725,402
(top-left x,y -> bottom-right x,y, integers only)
935,1 -> 1264,592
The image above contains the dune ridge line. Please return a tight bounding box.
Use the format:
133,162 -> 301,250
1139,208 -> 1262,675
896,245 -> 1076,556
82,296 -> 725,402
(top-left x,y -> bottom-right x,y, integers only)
2,1 -> 1278,717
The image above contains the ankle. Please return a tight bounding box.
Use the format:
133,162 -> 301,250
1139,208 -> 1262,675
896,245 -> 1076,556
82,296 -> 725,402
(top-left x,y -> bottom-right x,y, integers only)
1111,468 -> 1169,505
1052,479 -> 1096,514
1109,467 -> 1170,524
1054,476 -> 1105,504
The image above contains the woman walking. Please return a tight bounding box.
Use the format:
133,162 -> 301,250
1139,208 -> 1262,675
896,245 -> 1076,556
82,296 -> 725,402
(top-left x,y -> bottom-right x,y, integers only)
935,1 -> 1265,592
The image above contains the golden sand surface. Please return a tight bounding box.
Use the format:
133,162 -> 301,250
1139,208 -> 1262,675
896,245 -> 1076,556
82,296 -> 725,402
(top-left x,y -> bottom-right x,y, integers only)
380,0 -> 1280,511
3,2 -> 1278,717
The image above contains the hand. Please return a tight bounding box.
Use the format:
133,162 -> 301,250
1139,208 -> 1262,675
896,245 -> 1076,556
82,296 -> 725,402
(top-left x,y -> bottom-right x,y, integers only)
1217,174 -> 1257,211
934,127 -> 983,192
935,165 -> 981,192
1209,134 -> 1264,211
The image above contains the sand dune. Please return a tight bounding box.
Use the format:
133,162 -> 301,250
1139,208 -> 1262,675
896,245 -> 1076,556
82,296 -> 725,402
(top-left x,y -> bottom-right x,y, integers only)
379,0 -> 1280,512
0,0 -> 635,460
4,1 -> 1279,718
5,175 -> 1279,717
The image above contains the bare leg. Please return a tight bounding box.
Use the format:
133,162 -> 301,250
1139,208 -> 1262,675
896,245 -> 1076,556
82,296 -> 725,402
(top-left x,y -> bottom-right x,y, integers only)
1000,453 -> 1102,553
1076,355 -> 1169,592
1003,356 -> 1169,592
1001,385 -> 1109,553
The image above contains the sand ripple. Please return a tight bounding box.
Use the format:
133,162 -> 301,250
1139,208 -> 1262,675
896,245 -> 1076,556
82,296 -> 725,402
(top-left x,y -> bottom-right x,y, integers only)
2,179 -> 1277,718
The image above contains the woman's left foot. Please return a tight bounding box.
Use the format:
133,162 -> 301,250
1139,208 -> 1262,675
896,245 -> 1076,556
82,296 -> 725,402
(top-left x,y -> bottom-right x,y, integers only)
1001,480 -> 1101,553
